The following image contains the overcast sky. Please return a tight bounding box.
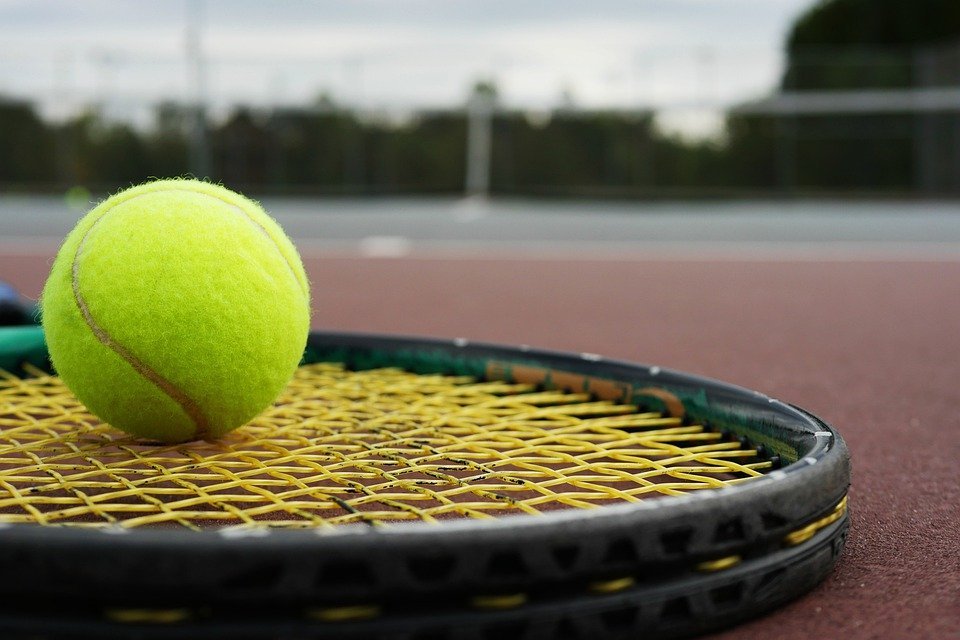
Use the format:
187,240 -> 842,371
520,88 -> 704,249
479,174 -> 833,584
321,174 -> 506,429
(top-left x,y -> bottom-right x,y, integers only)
0,0 -> 814,136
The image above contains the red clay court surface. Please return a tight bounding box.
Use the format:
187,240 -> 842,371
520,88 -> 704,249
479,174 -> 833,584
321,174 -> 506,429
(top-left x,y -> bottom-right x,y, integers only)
2,252 -> 958,639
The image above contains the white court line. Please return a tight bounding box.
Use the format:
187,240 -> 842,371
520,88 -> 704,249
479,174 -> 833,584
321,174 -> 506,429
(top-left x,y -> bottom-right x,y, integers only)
451,196 -> 490,223
357,236 -> 412,258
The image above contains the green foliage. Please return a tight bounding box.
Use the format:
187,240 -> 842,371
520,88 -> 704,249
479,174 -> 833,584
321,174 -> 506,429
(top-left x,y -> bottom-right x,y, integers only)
7,0 -> 960,200
783,0 -> 960,90
0,97 -> 937,196
771,0 -> 960,192
724,115 -> 779,188
0,100 -> 56,184
391,115 -> 466,192
493,112 -> 672,194
789,0 -> 960,49
1,0 -> 958,196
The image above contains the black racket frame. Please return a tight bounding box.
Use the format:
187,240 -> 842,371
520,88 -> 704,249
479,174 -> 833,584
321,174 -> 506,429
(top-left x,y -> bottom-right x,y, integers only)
0,329 -> 850,639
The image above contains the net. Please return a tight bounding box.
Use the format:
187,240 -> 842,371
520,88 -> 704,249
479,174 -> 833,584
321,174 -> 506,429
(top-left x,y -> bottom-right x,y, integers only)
0,363 -> 772,530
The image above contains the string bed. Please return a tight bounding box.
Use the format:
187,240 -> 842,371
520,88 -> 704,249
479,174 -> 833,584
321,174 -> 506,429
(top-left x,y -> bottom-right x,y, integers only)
0,363 -> 772,530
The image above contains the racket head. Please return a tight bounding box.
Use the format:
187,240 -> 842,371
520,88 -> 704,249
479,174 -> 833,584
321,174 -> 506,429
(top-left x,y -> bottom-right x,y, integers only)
0,328 -> 849,639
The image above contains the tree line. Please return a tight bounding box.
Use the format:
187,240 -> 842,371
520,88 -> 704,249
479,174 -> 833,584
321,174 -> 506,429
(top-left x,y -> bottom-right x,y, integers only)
1,0 -> 957,197
0,97 -> 948,197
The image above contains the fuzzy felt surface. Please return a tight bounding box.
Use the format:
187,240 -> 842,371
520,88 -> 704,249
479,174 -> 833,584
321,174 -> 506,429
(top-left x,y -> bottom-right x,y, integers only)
41,179 -> 311,442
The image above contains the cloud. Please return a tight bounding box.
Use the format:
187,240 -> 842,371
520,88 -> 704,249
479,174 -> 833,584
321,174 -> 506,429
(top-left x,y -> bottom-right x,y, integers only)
0,0 -> 814,136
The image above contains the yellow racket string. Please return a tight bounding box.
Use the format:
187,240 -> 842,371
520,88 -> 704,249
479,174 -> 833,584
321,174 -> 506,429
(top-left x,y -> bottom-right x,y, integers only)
0,363 -> 772,530
783,495 -> 849,546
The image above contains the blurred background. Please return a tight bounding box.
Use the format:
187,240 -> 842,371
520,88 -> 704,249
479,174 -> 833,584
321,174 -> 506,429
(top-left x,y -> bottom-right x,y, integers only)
0,0 -> 958,200
2,0 -> 959,273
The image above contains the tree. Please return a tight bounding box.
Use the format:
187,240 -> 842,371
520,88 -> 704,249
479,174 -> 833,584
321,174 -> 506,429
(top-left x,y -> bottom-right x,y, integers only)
783,0 -> 960,89
726,0 -> 960,193
0,99 -> 56,185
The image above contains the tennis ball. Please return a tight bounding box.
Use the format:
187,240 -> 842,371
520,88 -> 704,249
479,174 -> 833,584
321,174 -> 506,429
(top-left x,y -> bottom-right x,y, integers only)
41,179 -> 311,443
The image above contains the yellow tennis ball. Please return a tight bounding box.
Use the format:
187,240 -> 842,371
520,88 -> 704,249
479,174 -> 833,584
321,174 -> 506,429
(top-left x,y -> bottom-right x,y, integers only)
41,179 -> 311,443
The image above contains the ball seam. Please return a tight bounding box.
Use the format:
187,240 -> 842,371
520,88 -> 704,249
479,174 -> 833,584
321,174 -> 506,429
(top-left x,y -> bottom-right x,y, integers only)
70,188 -> 308,439
221,195 -> 309,301
69,186 -> 300,440
71,200 -> 210,439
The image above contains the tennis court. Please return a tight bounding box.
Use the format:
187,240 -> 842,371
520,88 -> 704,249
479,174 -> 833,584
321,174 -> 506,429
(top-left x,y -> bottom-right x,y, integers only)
1,197 -> 957,638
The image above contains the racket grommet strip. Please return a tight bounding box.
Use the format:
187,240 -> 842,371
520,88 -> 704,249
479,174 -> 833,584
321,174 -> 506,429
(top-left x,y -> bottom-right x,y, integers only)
304,605 -> 381,622
471,593 -> 528,610
103,608 -> 192,625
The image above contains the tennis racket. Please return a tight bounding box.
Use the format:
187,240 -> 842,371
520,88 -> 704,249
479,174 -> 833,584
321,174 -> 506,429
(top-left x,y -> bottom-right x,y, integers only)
0,325 -> 849,639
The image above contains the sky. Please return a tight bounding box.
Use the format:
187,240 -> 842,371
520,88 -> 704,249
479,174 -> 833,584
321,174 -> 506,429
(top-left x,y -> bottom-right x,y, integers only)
0,0 -> 815,137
